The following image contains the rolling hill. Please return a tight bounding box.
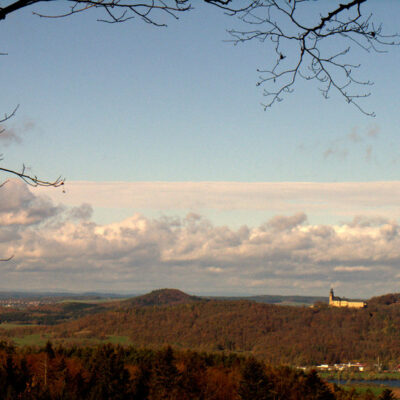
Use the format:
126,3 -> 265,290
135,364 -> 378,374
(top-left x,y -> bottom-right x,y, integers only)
34,289 -> 400,367
121,288 -> 206,307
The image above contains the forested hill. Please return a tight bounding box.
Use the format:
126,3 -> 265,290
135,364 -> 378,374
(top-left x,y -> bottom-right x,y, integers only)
368,292 -> 400,307
43,291 -> 400,366
121,288 -> 206,307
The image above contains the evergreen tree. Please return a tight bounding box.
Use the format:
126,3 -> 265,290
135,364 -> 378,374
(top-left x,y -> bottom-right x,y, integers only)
379,389 -> 397,400
132,363 -> 151,400
149,346 -> 180,400
87,344 -> 131,400
179,352 -> 206,400
44,341 -> 55,360
303,369 -> 335,400
238,357 -> 272,400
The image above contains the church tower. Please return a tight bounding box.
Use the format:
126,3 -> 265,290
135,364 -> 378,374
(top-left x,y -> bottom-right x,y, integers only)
329,288 -> 334,304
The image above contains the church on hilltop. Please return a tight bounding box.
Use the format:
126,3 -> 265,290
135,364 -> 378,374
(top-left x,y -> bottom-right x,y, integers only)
329,289 -> 366,308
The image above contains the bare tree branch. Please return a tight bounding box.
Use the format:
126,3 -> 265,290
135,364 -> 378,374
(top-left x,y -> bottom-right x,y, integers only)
0,0 -> 38,21
1,0 -> 194,26
0,1 -> 399,114
0,166 -> 64,187
0,255 -> 14,262
0,105 -> 64,188
226,0 -> 400,116
0,105 -> 19,125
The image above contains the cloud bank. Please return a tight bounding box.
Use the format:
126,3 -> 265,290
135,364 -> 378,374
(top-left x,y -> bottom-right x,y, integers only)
1,180 -> 400,297
33,180 -> 400,225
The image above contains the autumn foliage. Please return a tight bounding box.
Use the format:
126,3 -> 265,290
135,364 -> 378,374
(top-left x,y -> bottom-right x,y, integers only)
3,290 -> 400,368
39,293 -> 400,366
0,341 -> 386,399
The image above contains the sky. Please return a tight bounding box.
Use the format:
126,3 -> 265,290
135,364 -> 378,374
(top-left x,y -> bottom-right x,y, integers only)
1,0 -> 400,297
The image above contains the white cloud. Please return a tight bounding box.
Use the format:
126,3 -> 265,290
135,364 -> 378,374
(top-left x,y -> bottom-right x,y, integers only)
334,266 -> 371,272
266,212 -> 307,232
0,180 -> 61,226
0,180 -> 399,297
207,267 -> 223,273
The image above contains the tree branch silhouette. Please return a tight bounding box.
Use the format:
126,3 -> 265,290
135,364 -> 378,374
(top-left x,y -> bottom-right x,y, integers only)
226,0 -> 400,116
0,107 -> 64,188
0,1 -> 399,114
0,108 -> 64,261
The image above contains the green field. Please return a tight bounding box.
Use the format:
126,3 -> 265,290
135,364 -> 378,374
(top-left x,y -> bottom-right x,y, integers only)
106,335 -> 131,345
13,334 -> 50,347
340,384 -> 384,397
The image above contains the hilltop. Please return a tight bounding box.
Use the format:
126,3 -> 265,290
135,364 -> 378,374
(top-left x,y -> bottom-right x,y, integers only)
121,288 -> 205,307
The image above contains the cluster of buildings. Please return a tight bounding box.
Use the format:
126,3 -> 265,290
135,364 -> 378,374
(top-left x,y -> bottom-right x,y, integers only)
0,297 -> 57,309
316,362 -> 366,372
0,299 -> 41,308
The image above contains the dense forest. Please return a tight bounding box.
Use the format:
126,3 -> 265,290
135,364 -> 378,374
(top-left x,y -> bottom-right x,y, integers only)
2,290 -> 400,367
39,291 -> 400,366
0,341 -> 394,399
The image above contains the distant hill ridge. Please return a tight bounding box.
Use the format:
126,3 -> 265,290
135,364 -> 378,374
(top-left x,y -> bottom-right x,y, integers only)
122,288 -> 205,307
4,289 -> 400,365
44,289 -> 400,365
122,288 -> 328,307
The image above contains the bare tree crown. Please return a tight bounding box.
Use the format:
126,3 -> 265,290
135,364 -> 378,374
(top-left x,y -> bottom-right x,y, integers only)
225,0 -> 399,116
0,0 -> 398,114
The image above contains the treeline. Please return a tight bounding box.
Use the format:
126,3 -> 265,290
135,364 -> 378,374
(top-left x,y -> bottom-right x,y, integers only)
0,341 -> 391,399
44,298 -> 400,366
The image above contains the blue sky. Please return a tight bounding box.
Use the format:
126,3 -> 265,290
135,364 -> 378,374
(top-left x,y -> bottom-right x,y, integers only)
2,0 -> 400,184
1,1 -> 400,296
